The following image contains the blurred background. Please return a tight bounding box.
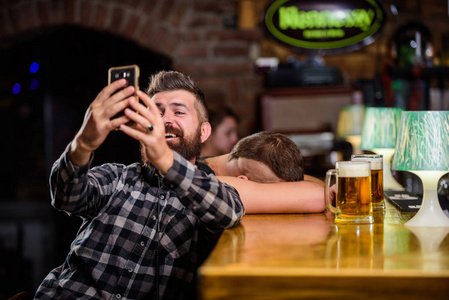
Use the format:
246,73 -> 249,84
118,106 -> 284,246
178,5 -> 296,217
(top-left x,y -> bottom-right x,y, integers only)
1,0 -> 448,298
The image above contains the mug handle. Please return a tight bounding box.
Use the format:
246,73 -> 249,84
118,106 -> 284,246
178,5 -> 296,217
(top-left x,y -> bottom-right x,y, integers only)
325,169 -> 338,214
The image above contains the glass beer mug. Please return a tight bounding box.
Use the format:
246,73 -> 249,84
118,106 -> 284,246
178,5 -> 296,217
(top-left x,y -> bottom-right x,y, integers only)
351,154 -> 384,209
325,161 -> 373,224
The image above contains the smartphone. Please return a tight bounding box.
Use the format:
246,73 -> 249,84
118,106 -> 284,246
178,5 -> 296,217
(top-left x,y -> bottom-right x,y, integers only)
108,64 -> 140,125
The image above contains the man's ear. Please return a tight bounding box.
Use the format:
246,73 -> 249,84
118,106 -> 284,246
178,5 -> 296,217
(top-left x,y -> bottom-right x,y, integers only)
200,121 -> 211,144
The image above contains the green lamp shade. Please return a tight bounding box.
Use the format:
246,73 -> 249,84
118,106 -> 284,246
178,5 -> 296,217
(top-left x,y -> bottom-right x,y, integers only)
392,111 -> 449,171
360,107 -> 404,150
337,105 -> 365,138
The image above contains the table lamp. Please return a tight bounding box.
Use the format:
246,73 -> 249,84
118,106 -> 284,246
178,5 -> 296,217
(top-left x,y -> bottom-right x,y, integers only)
337,105 -> 365,155
392,111 -> 449,227
360,107 -> 404,190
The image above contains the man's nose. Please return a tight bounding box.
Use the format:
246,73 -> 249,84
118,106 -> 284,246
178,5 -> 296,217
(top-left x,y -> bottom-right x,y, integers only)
162,112 -> 173,124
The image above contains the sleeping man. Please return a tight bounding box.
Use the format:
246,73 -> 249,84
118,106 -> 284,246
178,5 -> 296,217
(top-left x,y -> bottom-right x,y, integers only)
203,131 -> 325,214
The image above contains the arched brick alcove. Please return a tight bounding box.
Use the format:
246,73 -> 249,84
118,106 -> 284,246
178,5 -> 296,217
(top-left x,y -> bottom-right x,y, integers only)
0,0 -> 264,136
1,0 -> 182,58
0,2 -> 263,294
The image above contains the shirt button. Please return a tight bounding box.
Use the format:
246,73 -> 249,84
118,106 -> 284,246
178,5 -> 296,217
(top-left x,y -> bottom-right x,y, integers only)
115,294 -> 121,299
160,195 -> 165,200
152,215 -> 156,220
140,241 -> 145,246
128,267 -> 133,273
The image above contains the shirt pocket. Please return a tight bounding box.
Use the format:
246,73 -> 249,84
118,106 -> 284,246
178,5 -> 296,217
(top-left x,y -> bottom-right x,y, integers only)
158,209 -> 197,259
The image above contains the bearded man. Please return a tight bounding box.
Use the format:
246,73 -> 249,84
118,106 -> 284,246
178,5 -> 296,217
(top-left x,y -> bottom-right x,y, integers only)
35,70 -> 244,300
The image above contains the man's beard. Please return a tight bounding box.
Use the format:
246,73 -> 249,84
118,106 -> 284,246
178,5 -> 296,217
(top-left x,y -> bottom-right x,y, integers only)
141,125 -> 202,168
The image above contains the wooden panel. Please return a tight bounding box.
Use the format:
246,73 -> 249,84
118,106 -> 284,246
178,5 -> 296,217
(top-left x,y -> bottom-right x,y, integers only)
260,87 -> 353,134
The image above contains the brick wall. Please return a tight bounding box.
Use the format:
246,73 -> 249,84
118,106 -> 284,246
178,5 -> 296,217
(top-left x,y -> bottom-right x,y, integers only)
1,0 -> 448,135
0,0 -> 264,136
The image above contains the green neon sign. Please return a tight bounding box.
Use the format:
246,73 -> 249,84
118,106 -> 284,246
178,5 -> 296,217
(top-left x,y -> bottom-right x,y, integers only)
264,0 -> 386,53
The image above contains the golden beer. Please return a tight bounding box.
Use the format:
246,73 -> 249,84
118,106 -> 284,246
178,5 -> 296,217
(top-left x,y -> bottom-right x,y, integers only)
370,168 -> 384,207
352,154 -> 384,208
336,175 -> 372,217
325,161 -> 373,224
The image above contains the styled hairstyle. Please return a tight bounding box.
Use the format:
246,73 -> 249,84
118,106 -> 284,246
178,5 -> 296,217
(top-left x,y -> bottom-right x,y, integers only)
146,70 -> 208,122
207,104 -> 239,131
228,131 -> 304,181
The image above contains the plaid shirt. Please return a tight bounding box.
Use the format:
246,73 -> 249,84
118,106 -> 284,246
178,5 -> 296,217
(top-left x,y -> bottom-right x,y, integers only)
35,147 -> 244,300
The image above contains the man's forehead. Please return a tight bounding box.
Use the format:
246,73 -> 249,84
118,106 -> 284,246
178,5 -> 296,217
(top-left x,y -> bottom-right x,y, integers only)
238,157 -> 281,183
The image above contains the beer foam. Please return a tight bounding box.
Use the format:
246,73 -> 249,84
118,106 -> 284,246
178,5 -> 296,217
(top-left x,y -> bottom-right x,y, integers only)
337,161 -> 370,177
352,156 -> 382,170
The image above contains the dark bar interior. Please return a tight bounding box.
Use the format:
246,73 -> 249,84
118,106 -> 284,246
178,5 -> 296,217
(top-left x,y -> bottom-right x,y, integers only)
1,0 -> 448,299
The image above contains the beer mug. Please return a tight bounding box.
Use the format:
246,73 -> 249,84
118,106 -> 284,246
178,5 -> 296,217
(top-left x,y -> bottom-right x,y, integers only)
351,154 -> 384,209
325,161 -> 373,224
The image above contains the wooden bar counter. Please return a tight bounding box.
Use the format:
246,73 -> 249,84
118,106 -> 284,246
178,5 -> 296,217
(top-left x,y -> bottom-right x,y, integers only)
198,202 -> 449,299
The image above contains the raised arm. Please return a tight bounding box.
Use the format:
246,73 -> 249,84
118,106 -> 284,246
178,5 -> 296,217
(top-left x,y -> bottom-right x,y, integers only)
70,79 -> 135,166
217,176 -> 325,214
51,79 -> 138,216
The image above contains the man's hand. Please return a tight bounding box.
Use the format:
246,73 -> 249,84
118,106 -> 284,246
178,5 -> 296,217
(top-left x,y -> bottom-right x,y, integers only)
120,90 -> 174,174
70,79 -> 135,166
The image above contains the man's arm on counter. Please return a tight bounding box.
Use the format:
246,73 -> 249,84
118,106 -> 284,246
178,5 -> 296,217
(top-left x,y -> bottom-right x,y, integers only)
217,176 -> 325,214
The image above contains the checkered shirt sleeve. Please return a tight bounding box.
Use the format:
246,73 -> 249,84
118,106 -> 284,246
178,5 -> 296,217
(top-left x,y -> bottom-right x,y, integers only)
35,147 -> 244,300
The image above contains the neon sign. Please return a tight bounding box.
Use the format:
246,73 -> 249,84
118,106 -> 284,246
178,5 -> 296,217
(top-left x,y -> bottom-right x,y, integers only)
264,0 -> 386,53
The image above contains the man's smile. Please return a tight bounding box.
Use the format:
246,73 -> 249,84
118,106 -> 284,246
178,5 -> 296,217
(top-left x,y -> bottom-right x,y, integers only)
165,133 -> 178,141
165,126 -> 183,141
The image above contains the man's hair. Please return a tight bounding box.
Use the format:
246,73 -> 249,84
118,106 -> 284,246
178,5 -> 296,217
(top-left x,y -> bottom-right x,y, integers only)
207,104 -> 239,131
146,70 -> 208,122
228,131 -> 304,181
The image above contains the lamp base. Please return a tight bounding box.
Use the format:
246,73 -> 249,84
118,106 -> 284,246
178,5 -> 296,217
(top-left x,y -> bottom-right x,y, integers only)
405,171 -> 449,227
